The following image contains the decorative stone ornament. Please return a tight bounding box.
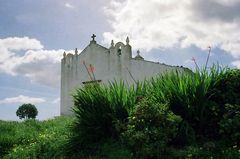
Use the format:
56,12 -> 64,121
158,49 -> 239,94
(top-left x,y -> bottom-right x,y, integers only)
111,40 -> 114,47
75,48 -> 78,55
126,36 -> 129,45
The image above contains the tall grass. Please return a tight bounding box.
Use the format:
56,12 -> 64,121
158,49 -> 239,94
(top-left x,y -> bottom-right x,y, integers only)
2,65 -> 238,158
149,65 -> 227,140
68,81 -> 142,153
0,117 -> 73,158
69,64 -> 234,151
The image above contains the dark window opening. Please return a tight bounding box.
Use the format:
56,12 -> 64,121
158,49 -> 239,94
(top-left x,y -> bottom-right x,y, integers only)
118,46 -> 122,55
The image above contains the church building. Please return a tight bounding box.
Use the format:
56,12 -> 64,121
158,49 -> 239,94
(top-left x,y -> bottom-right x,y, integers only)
61,35 -> 186,115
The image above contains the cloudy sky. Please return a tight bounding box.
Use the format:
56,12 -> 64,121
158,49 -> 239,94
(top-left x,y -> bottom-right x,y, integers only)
0,0 -> 240,120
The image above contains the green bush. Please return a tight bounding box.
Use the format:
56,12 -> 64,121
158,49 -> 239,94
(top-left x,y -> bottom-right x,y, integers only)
122,99 -> 182,159
94,140 -> 133,159
68,82 -> 139,154
2,66 -> 240,158
206,68 -> 240,140
166,144 -> 240,159
209,68 -> 240,106
149,66 -> 228,141
219,104 -> 240,146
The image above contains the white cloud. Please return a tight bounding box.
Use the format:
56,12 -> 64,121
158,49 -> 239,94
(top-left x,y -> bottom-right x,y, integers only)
65,2 -> 75,9
0,37 -> 75,87
52,97 -> 60,104
0,37 -> 43,63
212,0 -> 239,6
232,60 -> 240,68
103,0 -> 240,59
0,37 -> 43,51
0,95 -> 45,105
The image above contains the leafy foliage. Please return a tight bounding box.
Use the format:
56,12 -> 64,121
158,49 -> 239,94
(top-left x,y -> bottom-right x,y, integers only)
0,117 -> 72,159
219,104 -> 240,146
209,68 -> 240,106
2,65 -> 240,158
69,65 -> 240,156
16,103 -> 38,120
68,82 -> 139,153
0,121 -> 18,157
148,66 -> 229,141
166,144 -> 240,159
98,140 -> 132,159
122,99 -> 181,159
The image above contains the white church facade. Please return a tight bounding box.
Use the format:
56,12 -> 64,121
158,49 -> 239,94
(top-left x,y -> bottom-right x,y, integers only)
61,35 -> 186,115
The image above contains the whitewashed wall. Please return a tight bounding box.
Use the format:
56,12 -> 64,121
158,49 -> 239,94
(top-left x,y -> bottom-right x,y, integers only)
60,40 -> 185,115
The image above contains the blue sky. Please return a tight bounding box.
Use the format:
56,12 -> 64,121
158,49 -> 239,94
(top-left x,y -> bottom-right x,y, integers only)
0,0 -> 240,120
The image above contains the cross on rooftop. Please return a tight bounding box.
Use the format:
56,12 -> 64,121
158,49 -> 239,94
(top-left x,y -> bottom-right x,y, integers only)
91,34 -> 96,41
137,50 -> 140,55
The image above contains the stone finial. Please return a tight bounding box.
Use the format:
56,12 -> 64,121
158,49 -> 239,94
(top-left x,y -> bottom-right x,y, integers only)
63,51 -> 66,57
126,36 -> 129,45
111,40 -> 114,47
75,48 -> 78,55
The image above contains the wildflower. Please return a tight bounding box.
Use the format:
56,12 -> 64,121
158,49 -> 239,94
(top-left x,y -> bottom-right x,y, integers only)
204,45 -> 212,72
88,64 -> 95,73
191,57 -> 196,62
191,57 -> 199,70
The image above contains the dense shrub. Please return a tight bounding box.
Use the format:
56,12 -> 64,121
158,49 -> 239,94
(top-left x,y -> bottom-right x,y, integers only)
122,99 -> 182,159
166,144 -> 240,159
92,140 -> 132,159
2,66 -> 240,158
67,66 -> 240,157
219,104 -> 240,146
205,68 -> 240,139
149,67 -> 224,141
209,68 -> 240,106
68,82 -> 138,153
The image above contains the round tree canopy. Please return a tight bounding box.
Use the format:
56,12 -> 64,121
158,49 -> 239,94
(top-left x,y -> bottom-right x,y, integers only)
16,103 -> 38,120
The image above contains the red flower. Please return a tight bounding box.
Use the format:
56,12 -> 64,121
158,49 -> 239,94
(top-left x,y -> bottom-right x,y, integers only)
88,64 -> 95,73
191,57 -> 196,62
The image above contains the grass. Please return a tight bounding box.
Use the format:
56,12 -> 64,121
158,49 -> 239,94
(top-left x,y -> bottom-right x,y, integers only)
149,66 -> 227,138
0,117 -> 132,159
0,110 -> 239,158
1,66 -> 239,159
0,116 -> 73,159
67,65 -> 240,158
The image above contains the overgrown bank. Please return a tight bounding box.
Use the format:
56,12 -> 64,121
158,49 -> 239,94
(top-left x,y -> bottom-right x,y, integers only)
1,66 -> 240,159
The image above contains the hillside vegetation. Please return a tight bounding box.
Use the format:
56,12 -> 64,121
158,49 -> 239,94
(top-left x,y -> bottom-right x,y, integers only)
0,66 -> 240,159
0,117 -> 73,159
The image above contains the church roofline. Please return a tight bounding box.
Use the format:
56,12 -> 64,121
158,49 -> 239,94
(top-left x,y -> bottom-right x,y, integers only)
61,34 -> 191,71
94,43 -> 108,50
131,57 -> 190,70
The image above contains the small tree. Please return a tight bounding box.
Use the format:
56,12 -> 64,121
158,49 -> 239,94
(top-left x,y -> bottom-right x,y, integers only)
16,103 -> 38,120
